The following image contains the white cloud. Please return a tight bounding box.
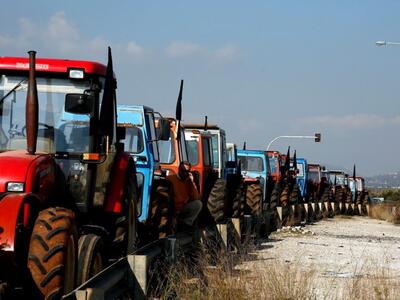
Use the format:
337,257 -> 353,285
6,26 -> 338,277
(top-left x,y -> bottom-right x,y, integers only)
0,35 -> 11,48
126,41 -> 144,56
165,41 -> 202,57
214,45 -> 239,61
299,113 -> 400,129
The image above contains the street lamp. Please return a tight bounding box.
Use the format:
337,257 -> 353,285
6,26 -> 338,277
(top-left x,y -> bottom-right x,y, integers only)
266,133 -> 321,151
375,40 -> 400,47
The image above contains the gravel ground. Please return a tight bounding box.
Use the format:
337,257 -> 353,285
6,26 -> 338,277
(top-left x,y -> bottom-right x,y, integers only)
239,216 -> 400,298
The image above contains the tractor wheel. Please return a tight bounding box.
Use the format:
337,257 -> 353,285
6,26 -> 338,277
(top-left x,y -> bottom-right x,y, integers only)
114,162 -> 138,255
207,179 -> 227,223
28,207 -> 77,300
270,183 -> 281,210
232,185 -> 244,218
290,184 -> 301,205
245,183 -> 263,215
321,188 -> 331,217
279,185 -> 290,208
207,179 -> 227,222
150,183 -> 172,238
77,234 -> 103,285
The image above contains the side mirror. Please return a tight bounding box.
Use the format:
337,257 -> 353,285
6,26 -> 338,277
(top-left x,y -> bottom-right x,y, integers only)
157,118 -> 171,141
65,91 -> 93,114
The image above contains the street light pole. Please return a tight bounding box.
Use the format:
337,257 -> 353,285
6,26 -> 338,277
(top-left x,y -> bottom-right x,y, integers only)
266,133 -> 321,151
376,40 -> 400,47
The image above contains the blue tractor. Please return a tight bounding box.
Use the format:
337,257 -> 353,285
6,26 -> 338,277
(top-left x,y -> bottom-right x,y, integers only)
237,150 -> 270,213
117,104 -> 173,242
292,157 -> 308,201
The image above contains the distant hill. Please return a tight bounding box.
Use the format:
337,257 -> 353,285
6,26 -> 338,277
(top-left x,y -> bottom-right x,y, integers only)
365,172 -> 400,188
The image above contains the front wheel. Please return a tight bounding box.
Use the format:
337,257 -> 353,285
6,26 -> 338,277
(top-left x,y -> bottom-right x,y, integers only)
77,234 -> 104,286
245,183 -> 263,215
28,207 -> 77,300
207,179 -> 227,223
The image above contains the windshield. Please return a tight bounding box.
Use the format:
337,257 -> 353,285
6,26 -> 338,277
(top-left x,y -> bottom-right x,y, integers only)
308,170 -> 319,183
159,130 -> 175,164
121,126 -> 144,153
145,112 -> 160,162
269,156 -> 278,174
330,173 -> 345,185
186,139 -> 199,165
211,134 -> 219,169
295,163 -> 304,177
0,74 -> 94,153
238,156 -> 264,172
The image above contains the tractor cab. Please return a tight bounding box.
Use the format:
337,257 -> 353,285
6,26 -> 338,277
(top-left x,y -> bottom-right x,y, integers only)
267,150 -> 285,183
237,149 -> 272,210
184,128 -> 216,197
0,55 -> 120,213
117,105 -> 171,224
329,170 -> 346,187
291,157 -> 308,199
158,118 -> 188,175
183,124 -> 227,178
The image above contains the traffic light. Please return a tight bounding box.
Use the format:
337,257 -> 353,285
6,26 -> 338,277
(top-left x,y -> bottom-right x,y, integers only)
315,133 -> 321,142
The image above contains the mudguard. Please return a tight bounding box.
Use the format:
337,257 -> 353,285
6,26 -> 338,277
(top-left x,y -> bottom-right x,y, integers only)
104,152 -> 132,213
0,193 -> 34,252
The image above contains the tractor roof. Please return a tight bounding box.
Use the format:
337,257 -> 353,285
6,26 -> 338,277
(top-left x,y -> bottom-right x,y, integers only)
238,149 -> 267,157
183,123 -> 220,130
0,56 -> 107,76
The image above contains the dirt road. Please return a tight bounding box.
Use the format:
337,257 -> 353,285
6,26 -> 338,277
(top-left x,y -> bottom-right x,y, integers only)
239,216 -> 400,299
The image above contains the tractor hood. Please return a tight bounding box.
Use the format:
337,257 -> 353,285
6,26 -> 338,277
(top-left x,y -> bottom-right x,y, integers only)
0,150 -> 42,192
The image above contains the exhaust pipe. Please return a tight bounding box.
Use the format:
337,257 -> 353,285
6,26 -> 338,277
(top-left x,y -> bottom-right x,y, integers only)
26,50 -> 38,155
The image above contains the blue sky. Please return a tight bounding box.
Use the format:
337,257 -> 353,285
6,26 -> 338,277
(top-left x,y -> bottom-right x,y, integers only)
1,1 -> 400,175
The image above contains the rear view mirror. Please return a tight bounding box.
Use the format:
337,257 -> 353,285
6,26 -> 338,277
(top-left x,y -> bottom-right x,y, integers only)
157,118 -> 171,141
65,91 -> 93,114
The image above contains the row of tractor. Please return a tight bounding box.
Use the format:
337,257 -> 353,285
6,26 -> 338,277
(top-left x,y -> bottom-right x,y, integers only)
0,49 -> 370,300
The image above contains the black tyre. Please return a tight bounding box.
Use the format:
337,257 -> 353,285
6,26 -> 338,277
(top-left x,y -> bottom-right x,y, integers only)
270,182 -> 281,210
232,185 -> 244,218
321,188 -> 331,217
115,161 -> 138,255
245,183 -> 263,215
150,183 -> 172,238
207,179 -> 227,223
280,185 -> 290,208
290,184 -> 301,205
28,207 -> 77,300
77,234 -> 103,285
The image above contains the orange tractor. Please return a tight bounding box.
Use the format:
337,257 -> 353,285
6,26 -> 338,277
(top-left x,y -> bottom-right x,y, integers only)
0,49 -> 139,299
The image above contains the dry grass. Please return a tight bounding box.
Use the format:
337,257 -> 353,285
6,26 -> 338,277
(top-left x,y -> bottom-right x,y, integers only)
153,240 -> 317,300
151,238 -> 400,300
369,204 -> 400,224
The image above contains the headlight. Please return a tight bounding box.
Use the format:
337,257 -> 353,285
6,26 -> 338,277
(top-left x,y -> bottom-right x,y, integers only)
69,69 -> 85,79
7,182 -> 25,192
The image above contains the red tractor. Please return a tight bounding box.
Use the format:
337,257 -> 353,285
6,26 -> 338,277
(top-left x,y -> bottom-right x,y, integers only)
0,50 -> 138,299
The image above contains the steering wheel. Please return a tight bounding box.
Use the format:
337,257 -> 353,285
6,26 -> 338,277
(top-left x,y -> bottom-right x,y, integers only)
21,123 -> 54,137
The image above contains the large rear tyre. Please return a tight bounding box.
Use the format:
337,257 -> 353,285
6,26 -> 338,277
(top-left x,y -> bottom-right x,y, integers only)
207,179 -> 227,223
77,234 -> 103,286
290,184 -> 301,205
245,183 -> 263,215
279,185 -> 290,208
150,183 -> 173,238
232,185 -> 244,218
114,161 -> 138,255
270,183 -> 280,210
28,207 -> 77,300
